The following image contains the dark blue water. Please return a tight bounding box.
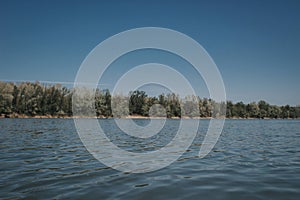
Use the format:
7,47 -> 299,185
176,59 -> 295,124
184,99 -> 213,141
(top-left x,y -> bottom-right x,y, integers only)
1,119 -> 299,199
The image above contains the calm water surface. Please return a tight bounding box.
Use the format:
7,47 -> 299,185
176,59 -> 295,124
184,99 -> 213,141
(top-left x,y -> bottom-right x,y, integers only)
0,119 -> 299,199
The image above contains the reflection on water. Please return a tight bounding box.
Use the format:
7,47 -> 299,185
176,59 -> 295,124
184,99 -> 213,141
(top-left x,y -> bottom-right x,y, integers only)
0,119 -> 299,199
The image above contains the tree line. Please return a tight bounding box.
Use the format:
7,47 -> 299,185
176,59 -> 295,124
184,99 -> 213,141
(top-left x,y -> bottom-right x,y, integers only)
0,81 -> 299,118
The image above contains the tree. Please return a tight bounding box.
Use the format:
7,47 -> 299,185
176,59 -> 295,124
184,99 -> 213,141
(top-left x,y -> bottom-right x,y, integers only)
129,90 -> 147,115
233,101 -> 247,118
1,81 -> 299,119
226,101 -> 234,118
181,95 -> 199,117
165,93 -> 181,117
268,105 -> 281,119
202,98 -> 212,117
258,100 -> 269,119
111,94 -> 129,117
280,105 -> 290,119
0,82 -> 14,115
246,102 -> 259,118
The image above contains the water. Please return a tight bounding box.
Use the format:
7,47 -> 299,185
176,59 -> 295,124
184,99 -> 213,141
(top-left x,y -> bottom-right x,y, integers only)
1,119 -> 299,199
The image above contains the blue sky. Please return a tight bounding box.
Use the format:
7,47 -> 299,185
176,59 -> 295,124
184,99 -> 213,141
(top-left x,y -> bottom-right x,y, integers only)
0,0 -> 300,105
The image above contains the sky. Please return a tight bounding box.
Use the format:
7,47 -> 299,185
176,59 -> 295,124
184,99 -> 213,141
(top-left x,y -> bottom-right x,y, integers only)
0,0 -> 300,105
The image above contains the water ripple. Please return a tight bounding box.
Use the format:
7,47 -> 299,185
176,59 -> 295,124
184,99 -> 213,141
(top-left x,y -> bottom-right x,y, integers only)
0,119 -> 299,199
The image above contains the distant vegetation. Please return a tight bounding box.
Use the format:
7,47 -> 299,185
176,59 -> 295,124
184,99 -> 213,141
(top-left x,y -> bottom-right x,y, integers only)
0,81 -> 299,118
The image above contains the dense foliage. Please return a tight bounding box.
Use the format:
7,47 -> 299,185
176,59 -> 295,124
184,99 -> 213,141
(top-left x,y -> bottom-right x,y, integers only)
0,81 -> 299,118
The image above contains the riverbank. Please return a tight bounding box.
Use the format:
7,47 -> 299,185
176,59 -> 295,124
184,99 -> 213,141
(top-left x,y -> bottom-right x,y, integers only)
0,114 -> 299,120
0,114 -> 182,119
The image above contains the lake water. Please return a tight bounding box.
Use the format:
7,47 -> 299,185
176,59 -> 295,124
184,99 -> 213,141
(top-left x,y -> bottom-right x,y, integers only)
1,119 -> 299,199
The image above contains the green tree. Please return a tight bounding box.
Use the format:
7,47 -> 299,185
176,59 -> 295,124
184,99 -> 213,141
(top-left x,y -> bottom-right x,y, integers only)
0,82 -> 14,115
258,100 -> 269,119
226,101 -> 234,118
280,105 -> 290,119
129,90 -> 147,116
246,102 -> 259,118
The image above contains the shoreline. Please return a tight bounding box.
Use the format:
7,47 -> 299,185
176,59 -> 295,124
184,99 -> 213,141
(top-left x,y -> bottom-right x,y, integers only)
0,114 -> 299,120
